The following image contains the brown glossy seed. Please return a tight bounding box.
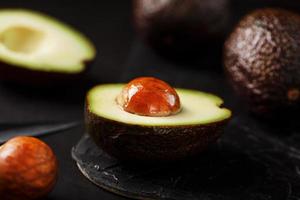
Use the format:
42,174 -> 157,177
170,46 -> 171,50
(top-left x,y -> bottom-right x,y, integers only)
0,136 -> 58,200
116,77 -> 181,117
287,88 -> 300,101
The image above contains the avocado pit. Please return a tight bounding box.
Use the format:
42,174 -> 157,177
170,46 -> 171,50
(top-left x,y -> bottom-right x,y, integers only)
287,88 -> 300,102
0,136 -> 58,199
116,77 -> 181,117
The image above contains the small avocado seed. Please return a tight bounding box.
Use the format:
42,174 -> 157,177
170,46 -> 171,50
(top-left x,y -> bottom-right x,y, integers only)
0,136 -> 58,200
116,77 -> 181,117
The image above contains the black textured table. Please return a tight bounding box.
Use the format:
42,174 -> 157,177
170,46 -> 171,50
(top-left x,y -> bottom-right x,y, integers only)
1,1 -> 300,200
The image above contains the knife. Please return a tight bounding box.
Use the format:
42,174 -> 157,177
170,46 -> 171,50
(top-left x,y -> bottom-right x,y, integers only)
0,121 -> 80,144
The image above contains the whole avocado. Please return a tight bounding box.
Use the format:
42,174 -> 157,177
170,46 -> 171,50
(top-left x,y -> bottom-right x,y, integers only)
224,8 -> 300,117
133,0 -> 230,55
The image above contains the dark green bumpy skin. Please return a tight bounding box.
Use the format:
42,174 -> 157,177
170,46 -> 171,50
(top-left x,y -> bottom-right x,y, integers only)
85,103 -> 228,162
224,8 -> 300,118
133,0 -> 230,56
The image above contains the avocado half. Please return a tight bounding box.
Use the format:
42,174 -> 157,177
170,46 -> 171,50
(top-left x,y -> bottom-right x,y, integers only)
0,9 -> 96,84
85,84 -> 231,161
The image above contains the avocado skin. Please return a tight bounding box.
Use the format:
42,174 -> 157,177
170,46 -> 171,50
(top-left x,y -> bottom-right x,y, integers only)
0,60 -> 92,85
86,105 -> 228,161
133,0 -> 230,56
224,8 -> 300,117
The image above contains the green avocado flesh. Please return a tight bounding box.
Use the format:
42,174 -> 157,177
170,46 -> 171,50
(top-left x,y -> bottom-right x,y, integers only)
87,84 -> 231,126
0,9 -> 95,73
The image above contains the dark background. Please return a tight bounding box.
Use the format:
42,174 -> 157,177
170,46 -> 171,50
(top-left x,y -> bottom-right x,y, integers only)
1,0 -> 300,199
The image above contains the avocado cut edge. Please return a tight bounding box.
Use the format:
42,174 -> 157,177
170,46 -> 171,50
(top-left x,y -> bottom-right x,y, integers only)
87,84 -> 231,126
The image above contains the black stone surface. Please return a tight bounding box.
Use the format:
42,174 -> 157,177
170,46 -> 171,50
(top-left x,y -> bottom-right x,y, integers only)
72,115 -> 300,200
0,0 -> 300,200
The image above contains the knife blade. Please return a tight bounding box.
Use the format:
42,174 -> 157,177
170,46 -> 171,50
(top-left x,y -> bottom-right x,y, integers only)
0,121 -> 80,144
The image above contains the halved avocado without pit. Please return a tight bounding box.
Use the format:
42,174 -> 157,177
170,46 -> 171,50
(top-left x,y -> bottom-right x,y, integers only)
0,9 -> 96,84
86,84 -> 231,161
